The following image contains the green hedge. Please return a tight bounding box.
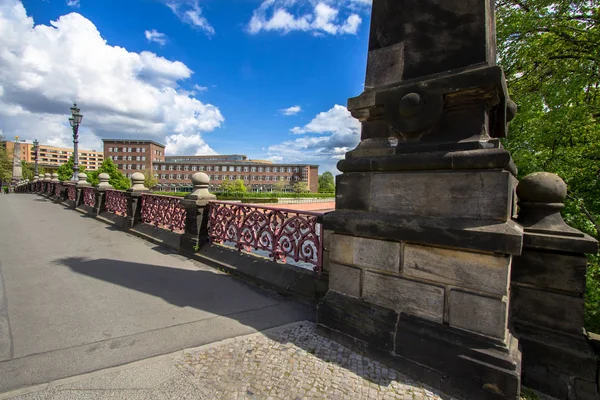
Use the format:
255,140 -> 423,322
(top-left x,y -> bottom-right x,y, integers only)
217,192 -> 335,199
151,191 -> 336,200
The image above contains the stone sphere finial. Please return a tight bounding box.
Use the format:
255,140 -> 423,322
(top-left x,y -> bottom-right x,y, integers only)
516,172 -> 567,204
97,173 -> 112,190
186,172 -> 215,201
129,172 -> 148,192
51,173 -> 59,183
44,173 -> 51,181
33,175 -> 39,182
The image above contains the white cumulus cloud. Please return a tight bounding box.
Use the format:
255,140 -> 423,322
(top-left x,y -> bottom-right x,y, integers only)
266,104 -> 360,173
145,29 -> 167,45
0,0 -> 224,155
247,0 -> 366,36
162,0 -> 214,36
66,0 -> 80,8
280,105 -> 301,115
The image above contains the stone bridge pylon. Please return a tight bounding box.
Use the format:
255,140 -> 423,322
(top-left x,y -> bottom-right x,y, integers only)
318,1 -> 599,400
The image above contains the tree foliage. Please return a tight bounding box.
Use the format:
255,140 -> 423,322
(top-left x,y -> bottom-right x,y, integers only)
143,168 -> 159,190
57,156 -> 86,182
0,143 -> 13,185
318,172 -> 335,193
220,178 -> 247,193
86,158 -> 130,190
292,181 -> 309,193
497,0 -> 600,331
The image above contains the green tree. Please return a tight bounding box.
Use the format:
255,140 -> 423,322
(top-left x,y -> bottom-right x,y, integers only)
292,181 -> 309,193
57,156 -> 86,182
0,143 -> 12,186
86,158 -> 130,190
497,0 -> 600,331
318,172 -> 335,193
272,180 -> 288,193
143,168 -> 159,190
231,179 -> 247,193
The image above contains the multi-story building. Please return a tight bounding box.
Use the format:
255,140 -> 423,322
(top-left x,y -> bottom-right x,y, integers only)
1,139 -> 104,171
152,155 -> 319,193
102,139 -> 165,177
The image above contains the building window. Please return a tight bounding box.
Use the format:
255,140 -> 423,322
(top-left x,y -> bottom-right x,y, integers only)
136,148 -> 141,152
287,176 -> 292,181
161,174 -> 166,179
258,167 -> 263,172
286,167 -> 291,172
128,147 -> 133,152
161,165 -> 166,170
176,165 -> 182,171
184,165 -> 189,171
142,148 -> 146,153
251,167 -> 256,172
108,147 -> 113,152
265,167 -> 271,172
214,166 -> 220,172
273,167 -> 278,173
229,166 -> 234,172
141,165 -> 146,170
215,175 -> 220,180
169,166 -> 174,171
293,167 -> 299,172
207,166 -> 212,171
169,174 -> 174,179
177,174 -> 182,179
141,156 -> 145,161
193,166 -> 198,171
243,166 -> 249,172
265,176 -> 271,181
251,176 -> 256,180
280,176 -> 286,181
230,175 -> 235,180
236,166 -> 241,172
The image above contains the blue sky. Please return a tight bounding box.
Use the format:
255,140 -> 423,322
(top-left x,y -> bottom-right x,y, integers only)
0,0 -> 372,173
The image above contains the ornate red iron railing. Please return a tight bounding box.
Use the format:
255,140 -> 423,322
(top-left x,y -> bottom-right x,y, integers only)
208,201 -> 323,273
67,185 -> 76,201
140,194 -> 186,232
105,190 -> 127,216
83,187 -> 96,207
54,182 -> 62,197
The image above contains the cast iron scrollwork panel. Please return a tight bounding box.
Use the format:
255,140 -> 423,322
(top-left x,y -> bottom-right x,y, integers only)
140,194 -> 186,233
105,190 -> 127,216
208,201 -> 323,273
83,187 -> 96,207
67,185 -> 76,201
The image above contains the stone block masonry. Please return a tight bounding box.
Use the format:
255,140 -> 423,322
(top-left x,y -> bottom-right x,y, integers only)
330,233 -> 511,339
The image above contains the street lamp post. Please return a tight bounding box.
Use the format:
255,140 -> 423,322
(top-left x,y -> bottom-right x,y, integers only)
68,103 -> 83,181
33,139 -> 39,177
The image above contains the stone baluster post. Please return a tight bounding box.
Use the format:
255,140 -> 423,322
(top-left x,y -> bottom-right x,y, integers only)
43,173 -> 51,195
179,173 -> 216,255
75,172 -> 90,208
510,172 -> 599,399
50,173 -> 59,200
317,1 -> 523,399
33,176 -> 38,193
125,172 -> 149,229
94,173 -> 112,216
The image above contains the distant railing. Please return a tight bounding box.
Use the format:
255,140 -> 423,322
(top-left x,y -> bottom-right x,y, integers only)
105,190 -> 127,216
54,182 -> 62,197
83,187 -> 96,207
140,194 -> 186,233
208,201 -> 323,273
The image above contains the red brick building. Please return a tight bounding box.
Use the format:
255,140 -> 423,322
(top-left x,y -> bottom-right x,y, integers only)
154,155 -> 319,193
102,141 -> 319,192
102,139 -> 165,177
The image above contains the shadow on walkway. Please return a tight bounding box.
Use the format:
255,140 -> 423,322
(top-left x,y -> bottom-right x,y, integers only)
55,256 -> 413,390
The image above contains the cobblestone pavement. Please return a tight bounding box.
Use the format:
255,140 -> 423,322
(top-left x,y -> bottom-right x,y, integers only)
176,322 -> 446,400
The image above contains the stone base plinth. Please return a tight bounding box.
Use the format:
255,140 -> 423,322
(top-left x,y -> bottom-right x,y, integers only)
318,291 -> 521,400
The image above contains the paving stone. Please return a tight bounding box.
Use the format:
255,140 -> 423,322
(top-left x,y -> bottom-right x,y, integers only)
175,322 -> 444,399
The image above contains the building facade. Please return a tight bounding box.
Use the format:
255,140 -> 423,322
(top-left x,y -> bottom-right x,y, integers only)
102,139 -> 165,177
153,155 -> 319,192
2,140 -> 104,171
